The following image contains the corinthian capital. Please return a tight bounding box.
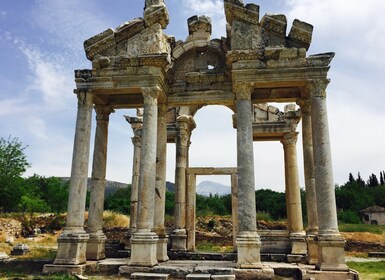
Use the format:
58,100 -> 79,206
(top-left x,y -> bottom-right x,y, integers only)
281,132 -> 298,146
95,106 -> 114,122
297,99 -> 311,115
142,86 -> 161,105
76,90 -> 93,106
306,79 -> 330,98
234,83 -> 253,101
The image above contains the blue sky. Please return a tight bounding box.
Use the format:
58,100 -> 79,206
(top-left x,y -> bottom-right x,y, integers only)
1,0 -> 384,191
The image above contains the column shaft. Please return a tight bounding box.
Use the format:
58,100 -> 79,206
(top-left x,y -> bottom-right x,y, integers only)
186,173 -> 196,251
282,133 -> 304,232
129,87 -> 160,267
154,104 -> 169,261
308,79 -> 348,271
87,106 -> 113,260
130,134 -> 141,231
54,91 -> 93,265
234,84 -> 261,268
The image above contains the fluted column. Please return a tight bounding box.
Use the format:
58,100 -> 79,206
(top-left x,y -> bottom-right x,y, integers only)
129,87 -> 160,267
234,84 -> 261,268
307,79 -> 348,271
171,115 -> 194,251
281,132 -> 306,256
54,90 -> 93,265
154,103 -> 169,261
87,106 -> 114,260
298,100 -> 319,264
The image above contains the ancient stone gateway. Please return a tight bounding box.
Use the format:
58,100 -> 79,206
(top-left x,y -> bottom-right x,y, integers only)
44,0 -> 358,278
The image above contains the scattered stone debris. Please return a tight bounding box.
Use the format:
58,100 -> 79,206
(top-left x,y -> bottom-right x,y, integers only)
0,252 -> 9,260
11,243 -> 30,255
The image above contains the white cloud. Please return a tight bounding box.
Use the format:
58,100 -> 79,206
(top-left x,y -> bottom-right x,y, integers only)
0,11 -> 6,19
182,0 -> 226,38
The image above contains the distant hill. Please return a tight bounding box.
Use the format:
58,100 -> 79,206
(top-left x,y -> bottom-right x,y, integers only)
60,177 -> 175,196
196,181 -> 231,196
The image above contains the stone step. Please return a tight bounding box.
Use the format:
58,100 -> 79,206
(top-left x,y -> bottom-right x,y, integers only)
211,275 -> 236,280
130,272 -> 170,279
186,274 -> 211,279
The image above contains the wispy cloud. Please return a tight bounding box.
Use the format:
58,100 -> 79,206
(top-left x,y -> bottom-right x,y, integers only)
0,11 -> 6,20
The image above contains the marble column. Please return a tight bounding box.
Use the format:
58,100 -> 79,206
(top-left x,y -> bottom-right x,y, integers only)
281,132 -> 306,256
298,100 -> 319,264
125,116 -> 143,236
86,106 -> 114,260
129,87 -> 160,267
53,91 -> 93,266
171,115 -> 194,251
231,172 -> 239,251
234,84 -> 261,268
307,79 -> 348,271
154,103 -> 169,261
186,173 -> 196,251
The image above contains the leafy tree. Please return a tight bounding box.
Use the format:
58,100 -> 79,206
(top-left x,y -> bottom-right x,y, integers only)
104,187 -> 131,214
0,136 -> 30,211
348,172 -> 355,183
255,189 -> 286,220
367,173 -> 379,188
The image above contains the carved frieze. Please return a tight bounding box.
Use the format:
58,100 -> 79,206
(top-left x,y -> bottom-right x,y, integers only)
287,19 -> 313,50
260,14 -> 287,47
126,24 -> 171,59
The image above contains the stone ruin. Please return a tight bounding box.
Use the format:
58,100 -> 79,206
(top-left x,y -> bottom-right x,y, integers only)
43,0 -> 358,279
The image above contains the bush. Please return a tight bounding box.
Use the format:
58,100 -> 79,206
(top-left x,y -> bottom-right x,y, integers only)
337,210 -> 362,224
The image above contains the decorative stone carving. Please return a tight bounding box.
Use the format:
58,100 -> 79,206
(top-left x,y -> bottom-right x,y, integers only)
260,14 -> 287,47
126,24 -> 171,58
188,15 -> 212,36
234,83 -> 253,101
306,79 -> 330,98
142,86 -> 161,105
144,0 -> 169,29
287,19 -> 313,50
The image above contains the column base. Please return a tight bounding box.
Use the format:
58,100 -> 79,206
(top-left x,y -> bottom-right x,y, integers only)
316,234 -> 349,271
156,235 -> 169,262
306,234 -> 318,265
53,230 -> 89,265
236,231 -> 262,269
86,231 -> 107,260
43,264 -> 86,275
290,231 -> 307,255
171,229 -> 187,252
129,231 -> 159,267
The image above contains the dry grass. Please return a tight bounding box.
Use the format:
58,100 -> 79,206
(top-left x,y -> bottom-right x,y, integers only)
102,210 -> 130,228
342,232 -> 385,244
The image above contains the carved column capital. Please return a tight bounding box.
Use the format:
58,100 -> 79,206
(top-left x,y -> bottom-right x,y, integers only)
234,83 -> 253,101
131,135 -> 142,148
306,79 -> 330,98
94,106 -> 114,122
297,99 -> 311,115
76,90 -> 93,106
141,86 -> 161,105
281,132 -> 299,146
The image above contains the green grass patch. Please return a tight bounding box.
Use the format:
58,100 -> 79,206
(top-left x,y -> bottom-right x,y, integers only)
196,241 -> 233,253
347,261 -> 385,280
339,223 -> 385,234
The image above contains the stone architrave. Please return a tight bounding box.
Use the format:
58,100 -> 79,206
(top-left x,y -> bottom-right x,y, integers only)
154,103 -> 169,262
171,115 -> 195,252
298,99 -> 319,264
87,106 -> 114,261
234,84 -> 261,268
48,91 -> 93,270
307,79 -> 349,271
281,132 -> 306,256
129,87 -> 160,267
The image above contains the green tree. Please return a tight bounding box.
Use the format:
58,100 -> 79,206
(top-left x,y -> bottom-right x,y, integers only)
0,136 -> 30,211
104,187 -> 131,214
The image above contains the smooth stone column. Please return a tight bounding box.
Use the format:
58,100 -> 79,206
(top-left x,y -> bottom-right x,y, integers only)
171,115 -> 194,252
87,106 -> 114,260
129,87 -> 160,267
125,116 -> 143,238
234,84 -> 261,268
186,173 -> 196,251
154,103 -> 169,261
281,132 -> 306,256
54,91 -> 93,265
231,172 -> 239,251
308,79 -> 348,271
298,100 -> 319,264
